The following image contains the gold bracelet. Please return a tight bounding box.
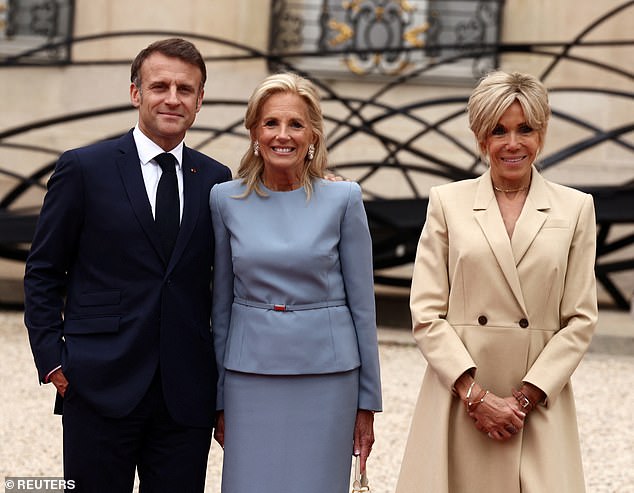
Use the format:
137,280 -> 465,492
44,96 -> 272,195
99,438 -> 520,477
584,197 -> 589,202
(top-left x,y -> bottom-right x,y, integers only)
463,380 -> 476,411
467,389 -> 489,413
465,381 -> 476,400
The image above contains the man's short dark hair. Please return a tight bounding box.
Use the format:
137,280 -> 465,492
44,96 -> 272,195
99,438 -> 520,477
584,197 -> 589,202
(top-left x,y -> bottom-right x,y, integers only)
130,38 -> 207,89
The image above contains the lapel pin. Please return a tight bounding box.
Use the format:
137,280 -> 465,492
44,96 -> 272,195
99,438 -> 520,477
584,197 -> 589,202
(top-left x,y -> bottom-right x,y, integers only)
190,168 -> 197,174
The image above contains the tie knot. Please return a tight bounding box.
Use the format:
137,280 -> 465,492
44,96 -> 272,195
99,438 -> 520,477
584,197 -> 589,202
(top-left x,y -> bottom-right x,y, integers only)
154,153 -> 177,173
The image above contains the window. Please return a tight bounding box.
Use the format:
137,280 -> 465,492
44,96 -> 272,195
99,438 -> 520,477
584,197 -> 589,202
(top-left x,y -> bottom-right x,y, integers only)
0,0 -> 74,64
269,0 -> 504,83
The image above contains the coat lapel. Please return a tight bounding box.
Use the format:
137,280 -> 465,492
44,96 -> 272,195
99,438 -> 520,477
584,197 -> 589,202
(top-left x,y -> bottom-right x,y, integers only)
473,169 -> 527,313
510,170 -> 550,265
166,146 -> 201,272
116,132 -> 165,261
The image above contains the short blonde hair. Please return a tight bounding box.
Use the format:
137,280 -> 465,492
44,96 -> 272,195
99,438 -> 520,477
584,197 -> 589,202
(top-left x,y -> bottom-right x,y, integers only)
467,71 -> 551,159
237,72 -> 327,198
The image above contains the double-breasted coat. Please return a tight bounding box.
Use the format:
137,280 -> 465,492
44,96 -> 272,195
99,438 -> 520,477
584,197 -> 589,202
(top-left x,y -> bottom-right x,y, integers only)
396,167 -> 598,493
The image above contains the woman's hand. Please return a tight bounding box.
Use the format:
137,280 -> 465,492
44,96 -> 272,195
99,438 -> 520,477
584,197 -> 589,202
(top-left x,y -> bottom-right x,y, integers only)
353,409 -> 375,472
470,392 -> 525,441
214,411 -> 225,448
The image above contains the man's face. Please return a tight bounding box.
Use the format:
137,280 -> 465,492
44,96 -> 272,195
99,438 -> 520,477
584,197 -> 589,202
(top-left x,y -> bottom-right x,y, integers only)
130,52 -> 204,151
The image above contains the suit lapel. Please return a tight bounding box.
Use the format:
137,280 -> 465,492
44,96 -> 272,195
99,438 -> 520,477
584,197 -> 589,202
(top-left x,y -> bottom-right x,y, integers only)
116,132 -> 165,261
166,146 -> 201,272
473,169 -> 527,313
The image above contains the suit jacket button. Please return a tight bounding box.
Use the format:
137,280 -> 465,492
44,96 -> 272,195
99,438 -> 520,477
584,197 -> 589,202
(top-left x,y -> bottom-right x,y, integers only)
478,315 -> 488,325
519,318 -> 529,328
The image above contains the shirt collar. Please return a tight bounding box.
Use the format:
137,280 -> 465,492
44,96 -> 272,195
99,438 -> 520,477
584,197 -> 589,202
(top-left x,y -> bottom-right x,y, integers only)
133,125 -> 184,169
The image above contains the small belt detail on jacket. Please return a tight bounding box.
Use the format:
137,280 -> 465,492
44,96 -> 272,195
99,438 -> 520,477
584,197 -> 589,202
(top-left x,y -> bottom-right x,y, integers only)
233,297 -> 346,312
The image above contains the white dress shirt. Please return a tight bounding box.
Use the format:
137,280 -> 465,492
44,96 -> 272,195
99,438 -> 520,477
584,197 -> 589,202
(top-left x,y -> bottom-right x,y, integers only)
133,125 -> 184,221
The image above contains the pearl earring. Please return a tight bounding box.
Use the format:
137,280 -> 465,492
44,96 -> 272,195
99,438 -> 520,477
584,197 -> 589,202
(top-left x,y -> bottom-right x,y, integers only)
253,141 -> 260,157
307,144 -> 315,160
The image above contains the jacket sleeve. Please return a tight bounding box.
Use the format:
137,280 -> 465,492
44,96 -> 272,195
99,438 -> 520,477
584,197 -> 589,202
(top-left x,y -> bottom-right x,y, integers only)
523,193 -> 598,406
24,150 -> 85,382
410,187 -> 476,390
339,183 -> 382,411
210,185 -> 234,410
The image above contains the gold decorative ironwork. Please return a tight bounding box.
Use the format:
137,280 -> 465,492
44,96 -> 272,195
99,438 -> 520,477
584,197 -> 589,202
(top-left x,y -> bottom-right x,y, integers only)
328,19 -> 353,46
270,0 -> 503,80
403,22 -> 429,48
334,0 -> 430,75
400,0 -> 416,13
343,0 -> 363,13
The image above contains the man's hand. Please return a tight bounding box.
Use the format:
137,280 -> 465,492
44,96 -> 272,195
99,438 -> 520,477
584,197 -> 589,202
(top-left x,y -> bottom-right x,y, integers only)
324,172 -> 346,182
48,368 -> 69,397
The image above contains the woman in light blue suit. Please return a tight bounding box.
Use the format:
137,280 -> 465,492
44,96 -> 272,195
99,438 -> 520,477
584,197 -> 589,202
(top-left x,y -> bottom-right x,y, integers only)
210,72 -> 382,492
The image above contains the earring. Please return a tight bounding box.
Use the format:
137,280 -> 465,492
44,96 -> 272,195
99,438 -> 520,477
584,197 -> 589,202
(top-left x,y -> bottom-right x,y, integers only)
307,143 -> 315,161
253,141 -> 259,157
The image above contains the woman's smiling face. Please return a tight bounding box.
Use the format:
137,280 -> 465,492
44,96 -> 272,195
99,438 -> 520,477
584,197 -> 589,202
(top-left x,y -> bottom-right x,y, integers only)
252,91 -> 315,180
483,101 -> 540,187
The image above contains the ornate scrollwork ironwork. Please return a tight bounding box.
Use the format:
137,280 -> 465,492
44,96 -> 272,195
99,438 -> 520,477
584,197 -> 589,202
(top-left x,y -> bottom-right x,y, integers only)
269,0 -> 304,53
324,0 -> 425,75
1,2 -> 633,308
2,0 -> 73,63
270,0 -> 502,79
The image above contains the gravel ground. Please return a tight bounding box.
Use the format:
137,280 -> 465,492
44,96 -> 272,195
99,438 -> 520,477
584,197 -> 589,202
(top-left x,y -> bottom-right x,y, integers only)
1,310 -> 633,493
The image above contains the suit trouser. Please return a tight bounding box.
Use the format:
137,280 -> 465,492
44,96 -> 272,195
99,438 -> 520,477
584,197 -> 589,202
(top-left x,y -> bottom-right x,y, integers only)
61,371 -> 213,493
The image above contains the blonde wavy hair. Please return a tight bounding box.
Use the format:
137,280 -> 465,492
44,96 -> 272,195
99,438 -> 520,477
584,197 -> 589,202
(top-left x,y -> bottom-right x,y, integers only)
237,72 -> 328,198
467,71 -> 551,162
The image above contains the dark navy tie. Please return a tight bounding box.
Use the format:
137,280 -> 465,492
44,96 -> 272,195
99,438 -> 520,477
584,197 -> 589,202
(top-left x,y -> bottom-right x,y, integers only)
154,153 -> 180,259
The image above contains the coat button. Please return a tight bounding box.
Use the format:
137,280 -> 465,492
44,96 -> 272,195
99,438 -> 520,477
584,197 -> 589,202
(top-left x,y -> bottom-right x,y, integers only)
478,315 -> 488,325
519,318 -> 529,328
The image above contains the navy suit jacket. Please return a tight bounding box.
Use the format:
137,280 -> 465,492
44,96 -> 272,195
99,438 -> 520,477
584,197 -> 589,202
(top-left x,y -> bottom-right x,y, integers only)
24,129 -> 232,427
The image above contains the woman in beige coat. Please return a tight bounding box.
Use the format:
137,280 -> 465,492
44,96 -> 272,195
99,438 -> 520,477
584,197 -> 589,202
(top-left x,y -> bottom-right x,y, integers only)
396,71 -> 598,493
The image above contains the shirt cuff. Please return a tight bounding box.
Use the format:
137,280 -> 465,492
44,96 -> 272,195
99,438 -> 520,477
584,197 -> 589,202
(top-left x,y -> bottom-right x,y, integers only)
44,365 -> 62,383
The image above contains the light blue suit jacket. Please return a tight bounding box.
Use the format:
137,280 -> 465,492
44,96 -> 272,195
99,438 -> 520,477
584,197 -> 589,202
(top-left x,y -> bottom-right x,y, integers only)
210,179 -> 382,411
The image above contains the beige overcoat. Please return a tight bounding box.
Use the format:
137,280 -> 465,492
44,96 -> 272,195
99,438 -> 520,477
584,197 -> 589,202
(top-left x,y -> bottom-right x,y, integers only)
396,168 -> 598,493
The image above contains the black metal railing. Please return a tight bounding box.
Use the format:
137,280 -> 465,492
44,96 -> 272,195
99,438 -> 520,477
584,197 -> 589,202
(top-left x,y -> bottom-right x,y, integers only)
1,1 -> 633,308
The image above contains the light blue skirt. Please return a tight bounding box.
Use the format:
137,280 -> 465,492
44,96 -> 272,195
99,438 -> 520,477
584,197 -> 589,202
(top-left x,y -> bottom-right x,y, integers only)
221,369 -> 359,493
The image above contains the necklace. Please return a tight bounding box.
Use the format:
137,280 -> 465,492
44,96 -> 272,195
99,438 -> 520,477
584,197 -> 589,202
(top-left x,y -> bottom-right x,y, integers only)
493,184 -> 529,193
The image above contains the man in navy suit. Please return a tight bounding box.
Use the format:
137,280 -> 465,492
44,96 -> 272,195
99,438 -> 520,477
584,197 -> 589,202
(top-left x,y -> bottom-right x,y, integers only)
24,38 -> 231,492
